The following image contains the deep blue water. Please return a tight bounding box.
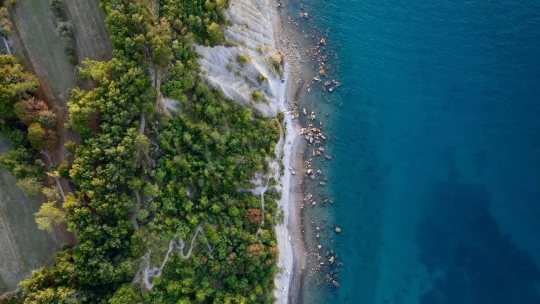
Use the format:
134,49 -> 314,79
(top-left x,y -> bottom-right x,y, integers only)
292,1 -> 540,303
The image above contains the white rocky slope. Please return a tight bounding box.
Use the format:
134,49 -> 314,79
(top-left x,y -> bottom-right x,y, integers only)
196,0 -> 287,117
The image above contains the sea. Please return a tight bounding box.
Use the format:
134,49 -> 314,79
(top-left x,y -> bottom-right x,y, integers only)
286,0 -> 540,303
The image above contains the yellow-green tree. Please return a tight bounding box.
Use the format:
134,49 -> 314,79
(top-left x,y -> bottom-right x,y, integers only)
35,201 -> 66,232
147,18 -> 173,67
16,177 -> 42,196
207,22 -> 224,46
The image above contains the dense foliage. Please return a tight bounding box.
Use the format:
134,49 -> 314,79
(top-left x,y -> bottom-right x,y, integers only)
0,55 -> 58,195
12,0 -> 282,303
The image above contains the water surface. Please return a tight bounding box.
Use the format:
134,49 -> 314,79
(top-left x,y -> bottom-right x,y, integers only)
291,1 -> 540,303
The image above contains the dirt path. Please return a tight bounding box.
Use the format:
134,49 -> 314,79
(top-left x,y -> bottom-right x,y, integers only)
141,226 -> 214,290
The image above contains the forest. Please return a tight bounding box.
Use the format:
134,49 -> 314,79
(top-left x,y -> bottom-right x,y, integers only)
0,0 -> 282,303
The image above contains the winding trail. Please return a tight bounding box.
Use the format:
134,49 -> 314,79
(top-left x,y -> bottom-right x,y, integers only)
141,225 -> 214,290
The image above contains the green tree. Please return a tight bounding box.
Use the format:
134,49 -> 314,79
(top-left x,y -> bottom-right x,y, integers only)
109,284 -> 141,304
39,110 -> 57,127
207,22 -> 224,46
27,123 -> 51,150
0,55 -> 40,116
147,18 -> 173,67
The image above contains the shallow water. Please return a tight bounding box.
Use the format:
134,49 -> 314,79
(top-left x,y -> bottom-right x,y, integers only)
287,0 -> 540,303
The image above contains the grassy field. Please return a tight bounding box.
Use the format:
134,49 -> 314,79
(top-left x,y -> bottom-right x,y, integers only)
0,138 -> 61,295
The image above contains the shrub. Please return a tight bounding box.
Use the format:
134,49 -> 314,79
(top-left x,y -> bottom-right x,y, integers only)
0,8 -> 13,36
64,141 -> 78,154
56,22 -> 74,38
257,75 -> 267,83
236,55 -> 248,64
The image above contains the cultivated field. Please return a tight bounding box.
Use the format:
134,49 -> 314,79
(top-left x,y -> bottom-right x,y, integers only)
10,0 -> 78,103
64,0 -> 113,63
0,138 -> 61,295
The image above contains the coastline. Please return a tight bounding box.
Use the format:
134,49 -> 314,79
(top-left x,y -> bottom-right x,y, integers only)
270,2 -> 306,303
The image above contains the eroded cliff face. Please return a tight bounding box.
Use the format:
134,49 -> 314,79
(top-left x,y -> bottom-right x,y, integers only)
196,0 -> 287,117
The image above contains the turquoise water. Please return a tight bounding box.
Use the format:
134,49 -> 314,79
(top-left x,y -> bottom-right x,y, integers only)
291,1 -> 540,303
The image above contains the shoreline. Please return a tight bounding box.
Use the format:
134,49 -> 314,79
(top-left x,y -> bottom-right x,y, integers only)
270,7 -> 306,304
269,2 -> 312,304
271,1 -> 343,302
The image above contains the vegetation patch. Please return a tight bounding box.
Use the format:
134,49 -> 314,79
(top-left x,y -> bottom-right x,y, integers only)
5,0 -> 282,303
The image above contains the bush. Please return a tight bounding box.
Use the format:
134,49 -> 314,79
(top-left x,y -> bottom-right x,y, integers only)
236,55 -> 248,64
67,55 -> 77,65
0,8 -> 13,36
252,90 -> 262,101
277,112 -> 284,123
16,177 -> 43,196
50,0 -> 65,19
56,22 -> 74,38
257,75 -> 267,83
